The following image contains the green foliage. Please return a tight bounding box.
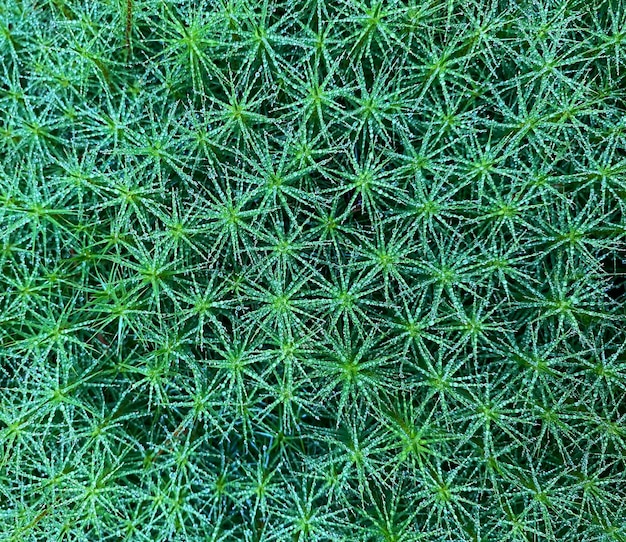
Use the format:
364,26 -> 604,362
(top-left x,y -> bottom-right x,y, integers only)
1,0 -> 625,540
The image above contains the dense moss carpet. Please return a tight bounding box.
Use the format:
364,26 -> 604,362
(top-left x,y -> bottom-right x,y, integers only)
1,0 -> 625,539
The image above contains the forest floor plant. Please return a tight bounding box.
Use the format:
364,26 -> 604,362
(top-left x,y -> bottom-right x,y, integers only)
1,0 -> 626,540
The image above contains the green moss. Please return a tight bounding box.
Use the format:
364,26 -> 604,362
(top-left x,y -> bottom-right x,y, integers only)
1,0 -> 625,540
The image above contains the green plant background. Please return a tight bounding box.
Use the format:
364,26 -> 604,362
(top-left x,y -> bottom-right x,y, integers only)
1,0 -> 625,540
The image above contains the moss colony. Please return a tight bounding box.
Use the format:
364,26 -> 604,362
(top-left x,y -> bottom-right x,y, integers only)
1,0 -> 626,540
